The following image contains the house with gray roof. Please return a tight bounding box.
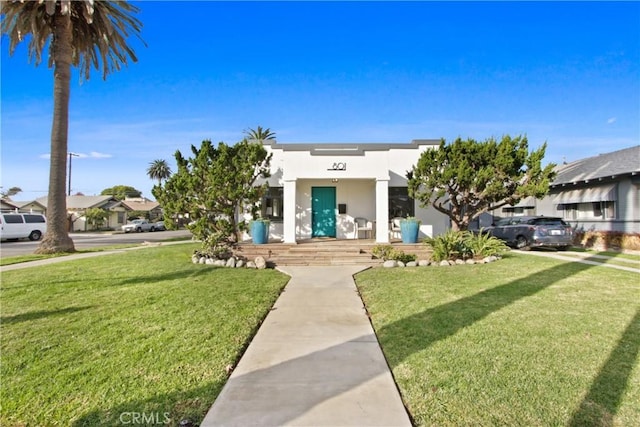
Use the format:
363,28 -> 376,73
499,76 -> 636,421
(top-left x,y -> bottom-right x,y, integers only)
536,145 -> 640,233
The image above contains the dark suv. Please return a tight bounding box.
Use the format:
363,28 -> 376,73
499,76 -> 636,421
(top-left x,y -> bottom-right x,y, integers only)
485,216 -> 573,251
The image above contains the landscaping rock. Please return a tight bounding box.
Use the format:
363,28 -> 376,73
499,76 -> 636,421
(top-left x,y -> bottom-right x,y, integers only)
455,259 -> 465,265
418,260 -> 430,267
406,261 -> 417,267
255,256 -> 267,269
397,261 -> 405,268
191,255 -> 199,264
236,259 -> 245,268
205,258 -> 215,265
466,259 -> 476,265
246,261 -> 257,269
199,257 -> 206,264
383,260 -> 396,268
439,260 -> 451,267
214,260 -> 226,267
226,257 -> 236,268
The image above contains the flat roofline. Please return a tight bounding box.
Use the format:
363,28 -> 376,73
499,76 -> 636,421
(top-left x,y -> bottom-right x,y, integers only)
260,139 -> 442,156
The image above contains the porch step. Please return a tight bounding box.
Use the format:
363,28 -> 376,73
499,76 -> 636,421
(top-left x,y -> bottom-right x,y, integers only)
232,240 -> 432,266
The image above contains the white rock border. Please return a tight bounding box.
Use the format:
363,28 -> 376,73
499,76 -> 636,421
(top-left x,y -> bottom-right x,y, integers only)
381,255 -> 501,268
191,254 -> 268,269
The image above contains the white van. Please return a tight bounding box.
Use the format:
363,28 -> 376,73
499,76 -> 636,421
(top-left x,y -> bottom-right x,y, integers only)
0,213 -> 47,241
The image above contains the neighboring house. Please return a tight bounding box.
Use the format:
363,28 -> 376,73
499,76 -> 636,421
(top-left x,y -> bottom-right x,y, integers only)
34,195 -> 130,231
13,199 -> 47,214
0,198 -> 20,212
120,197 -> 162,221
250,139 -> 451,243
535,145 -> 640,233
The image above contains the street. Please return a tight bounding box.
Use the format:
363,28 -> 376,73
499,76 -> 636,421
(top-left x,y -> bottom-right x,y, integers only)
0,229 -> 193,258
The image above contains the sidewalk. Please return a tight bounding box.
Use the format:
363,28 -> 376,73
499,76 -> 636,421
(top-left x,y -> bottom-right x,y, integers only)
201,265 -> 412,427
517,250 -> 640,273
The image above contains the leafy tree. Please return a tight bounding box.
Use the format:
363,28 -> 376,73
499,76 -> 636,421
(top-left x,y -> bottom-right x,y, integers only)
408,135 -> 556,231
146,159 -> 172,185
153,138 -> 272,250
101,185 -> 142,200
2,1 -> 144,254
244,126 -> 276,142
0,186 -> 22,199
84,207 -> 109,230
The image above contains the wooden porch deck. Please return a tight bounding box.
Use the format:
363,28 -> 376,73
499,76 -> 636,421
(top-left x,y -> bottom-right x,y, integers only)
232,238 -> 432,266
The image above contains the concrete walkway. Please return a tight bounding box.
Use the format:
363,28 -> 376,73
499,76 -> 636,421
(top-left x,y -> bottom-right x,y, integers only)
517,250 -> 640,273
201,265 -> 412,427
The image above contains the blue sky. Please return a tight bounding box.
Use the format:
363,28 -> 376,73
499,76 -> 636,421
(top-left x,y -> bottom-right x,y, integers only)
2,1 -> 639,201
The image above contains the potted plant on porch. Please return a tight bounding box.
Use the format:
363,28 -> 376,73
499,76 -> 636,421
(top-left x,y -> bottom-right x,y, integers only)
250,218 -> 270,244
400,217 -> 421,243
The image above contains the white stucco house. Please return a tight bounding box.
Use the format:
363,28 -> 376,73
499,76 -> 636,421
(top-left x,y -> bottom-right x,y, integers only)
247,139 -> 451,243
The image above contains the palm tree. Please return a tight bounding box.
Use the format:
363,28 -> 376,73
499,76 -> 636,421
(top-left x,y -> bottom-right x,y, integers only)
147,159 -> 172,186
2,1 -> 144,253
244,126 -> 276,142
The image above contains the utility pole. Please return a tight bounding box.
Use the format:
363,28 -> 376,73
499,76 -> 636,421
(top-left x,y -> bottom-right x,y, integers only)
68,152 -> 80,196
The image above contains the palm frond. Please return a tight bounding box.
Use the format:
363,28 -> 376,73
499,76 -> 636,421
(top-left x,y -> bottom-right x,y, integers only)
1,0 -> 144,80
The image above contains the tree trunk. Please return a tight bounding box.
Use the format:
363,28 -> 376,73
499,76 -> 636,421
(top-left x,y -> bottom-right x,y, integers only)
36,12 -> 75,254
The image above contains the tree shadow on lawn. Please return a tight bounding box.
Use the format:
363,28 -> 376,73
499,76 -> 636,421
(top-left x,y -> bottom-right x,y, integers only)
66,257 -> 637,426
377,259 -> 594,365
2,265 -> 218,291
375,255 -> 638,423
569,307 -> 640,426
0,306 -> 93,325
72,380 -> 226,427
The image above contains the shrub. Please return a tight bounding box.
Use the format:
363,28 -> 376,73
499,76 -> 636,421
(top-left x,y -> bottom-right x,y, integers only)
372,244 -> 394,260
389,249 -> 417,264
463,230 -> 509,259
574,230 -> 640,251
371,244 -> 417,263
424,230 -> 469,262
424,230 -> 508,262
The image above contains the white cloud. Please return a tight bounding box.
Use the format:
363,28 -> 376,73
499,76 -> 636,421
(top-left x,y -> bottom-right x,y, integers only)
87,152 -> 112,159
607,117 -> 617,124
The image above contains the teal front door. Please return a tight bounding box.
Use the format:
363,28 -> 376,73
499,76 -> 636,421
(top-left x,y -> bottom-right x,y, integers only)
311,187 -> 336,237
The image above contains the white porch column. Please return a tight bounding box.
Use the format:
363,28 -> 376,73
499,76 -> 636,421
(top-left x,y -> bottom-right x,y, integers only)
375,179 -> 389,243
283,179 -> 297,243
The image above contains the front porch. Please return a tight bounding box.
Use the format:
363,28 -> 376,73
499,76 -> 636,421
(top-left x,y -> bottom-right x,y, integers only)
232,238 -> 432,266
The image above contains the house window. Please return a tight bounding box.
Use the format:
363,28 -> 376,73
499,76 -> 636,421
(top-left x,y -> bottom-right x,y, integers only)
501,206 -> 533,217
562,204 -> 578,220
604,201 -> 615,219
389,187 -> 414,218
117,211 -> 126,224
577,203 -> 593,219
262,187 -> 283,221
592,202 -> 602,217
561,201 -> 615,220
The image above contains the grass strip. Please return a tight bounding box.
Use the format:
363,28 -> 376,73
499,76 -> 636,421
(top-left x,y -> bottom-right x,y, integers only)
356,253 -> 640,426
1,243 -> 289,426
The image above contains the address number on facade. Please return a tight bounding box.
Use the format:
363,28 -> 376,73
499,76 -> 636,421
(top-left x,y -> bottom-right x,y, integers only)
328,162 -> 347,171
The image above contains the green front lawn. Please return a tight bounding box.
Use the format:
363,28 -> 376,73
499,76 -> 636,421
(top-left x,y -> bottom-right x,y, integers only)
356,253 -> 640,426
0,243 -> 289,426
0,244 -> 139,266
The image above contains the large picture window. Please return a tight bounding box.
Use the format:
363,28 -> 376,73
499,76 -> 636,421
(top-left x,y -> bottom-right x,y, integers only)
262,187 -> 283,221
561,201 -> 615,220
388,187 -> 414,218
